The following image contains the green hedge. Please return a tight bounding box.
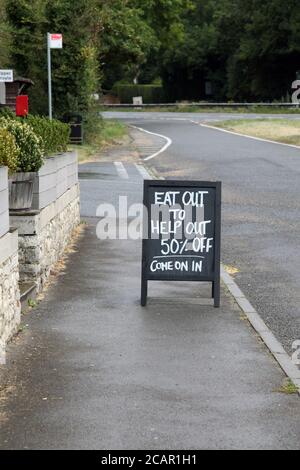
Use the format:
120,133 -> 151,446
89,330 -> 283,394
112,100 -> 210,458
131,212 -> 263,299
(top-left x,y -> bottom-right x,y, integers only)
0,117 -> 44,173
23,115 -> 70,156
0,107 -> 15,119
0,127 -> 19,175
112,84 -> 166,104
0,108 -> 70,156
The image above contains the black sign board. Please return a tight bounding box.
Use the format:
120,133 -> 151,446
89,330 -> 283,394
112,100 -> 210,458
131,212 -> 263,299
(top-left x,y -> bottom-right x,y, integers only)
141,180 -> 221,307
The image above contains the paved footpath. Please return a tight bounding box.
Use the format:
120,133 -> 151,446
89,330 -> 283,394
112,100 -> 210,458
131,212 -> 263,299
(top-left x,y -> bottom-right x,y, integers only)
0,151 -> 300,449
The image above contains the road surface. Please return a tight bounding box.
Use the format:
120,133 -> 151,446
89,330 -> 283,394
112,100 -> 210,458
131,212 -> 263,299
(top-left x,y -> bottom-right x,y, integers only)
103,112 -> 300,354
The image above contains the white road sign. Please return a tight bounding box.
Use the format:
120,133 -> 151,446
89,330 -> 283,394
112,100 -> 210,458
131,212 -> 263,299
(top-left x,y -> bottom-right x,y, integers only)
49,34 -> 63,49
0,70 -> 13,83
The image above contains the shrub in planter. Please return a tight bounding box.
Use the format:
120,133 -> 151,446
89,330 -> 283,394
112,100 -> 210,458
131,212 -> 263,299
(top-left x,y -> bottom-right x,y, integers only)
0,117 -> 44,172
0,107 -> 15,119
0,128 -> 19,175
23,115 -> 70,156
0,118 -> 45,210
1,113 -> 70,157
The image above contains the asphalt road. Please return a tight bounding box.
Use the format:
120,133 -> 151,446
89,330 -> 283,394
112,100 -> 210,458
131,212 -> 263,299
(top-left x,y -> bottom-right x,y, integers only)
103,112 -> 300,354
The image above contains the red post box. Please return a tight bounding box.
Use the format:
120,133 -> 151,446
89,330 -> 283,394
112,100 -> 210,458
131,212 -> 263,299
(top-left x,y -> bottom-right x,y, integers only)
16,95 -> 29,117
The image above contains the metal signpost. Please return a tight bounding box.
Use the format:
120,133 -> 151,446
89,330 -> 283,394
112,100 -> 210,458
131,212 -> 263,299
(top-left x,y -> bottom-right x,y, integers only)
47,33 -> 63,120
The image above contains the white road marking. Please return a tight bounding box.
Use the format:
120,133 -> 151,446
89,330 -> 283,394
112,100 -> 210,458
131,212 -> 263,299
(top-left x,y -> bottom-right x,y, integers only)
130,125 -> 172,161
200,123 -> 300,150
134,163 -> 152,180
114,161 -> 129,179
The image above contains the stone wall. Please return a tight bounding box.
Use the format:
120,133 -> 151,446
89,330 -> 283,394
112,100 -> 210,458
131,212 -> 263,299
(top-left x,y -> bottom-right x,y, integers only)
11,184 -> 80,292
0,230 -> 21,355
0,166 -> 20,353
32,151 -> 78,211
0,167 -> 9,239
0,152 -> 79,353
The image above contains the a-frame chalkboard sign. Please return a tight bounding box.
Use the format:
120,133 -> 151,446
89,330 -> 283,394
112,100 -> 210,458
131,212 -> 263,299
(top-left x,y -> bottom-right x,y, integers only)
141,180 -> 221,307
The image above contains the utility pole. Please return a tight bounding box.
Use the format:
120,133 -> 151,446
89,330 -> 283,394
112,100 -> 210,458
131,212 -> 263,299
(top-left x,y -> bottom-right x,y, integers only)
47,33 -> 52,120
47,33 -> 63,120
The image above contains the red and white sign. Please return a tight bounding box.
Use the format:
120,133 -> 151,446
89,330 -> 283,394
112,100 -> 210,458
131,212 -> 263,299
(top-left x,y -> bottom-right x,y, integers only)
49,34 -> 63,49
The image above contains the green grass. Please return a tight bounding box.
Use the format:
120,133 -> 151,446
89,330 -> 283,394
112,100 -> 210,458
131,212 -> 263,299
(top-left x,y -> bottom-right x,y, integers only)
212,118 -> 300,146
70,119 -> 128,163
102,105 -> 300,114
99,120 -> 127,141
277,379 -> 299,395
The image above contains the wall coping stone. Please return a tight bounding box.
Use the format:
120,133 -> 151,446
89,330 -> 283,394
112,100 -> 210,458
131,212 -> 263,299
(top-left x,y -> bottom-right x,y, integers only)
10,184 -> 79,235
0,166 -> 9,239
32,150 -> 78,210
0,228 -> 18,265
0,166 -> 8,192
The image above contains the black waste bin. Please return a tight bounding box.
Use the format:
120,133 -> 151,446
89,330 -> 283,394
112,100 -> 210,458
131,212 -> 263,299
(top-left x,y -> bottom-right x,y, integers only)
63,113 -> 83,145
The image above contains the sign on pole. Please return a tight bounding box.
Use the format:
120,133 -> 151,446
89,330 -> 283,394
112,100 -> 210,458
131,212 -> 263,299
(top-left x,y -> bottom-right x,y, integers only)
47,33 -> 63,120
0,70 -> 13,83
49,33 -> 63,49
141,180 -> 222,307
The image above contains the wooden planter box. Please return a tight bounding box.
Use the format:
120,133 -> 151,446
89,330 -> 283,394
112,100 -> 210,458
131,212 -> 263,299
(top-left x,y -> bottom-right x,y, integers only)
0,167 -> 9,239
32,151 -> 78,211
9,173 -> 35,211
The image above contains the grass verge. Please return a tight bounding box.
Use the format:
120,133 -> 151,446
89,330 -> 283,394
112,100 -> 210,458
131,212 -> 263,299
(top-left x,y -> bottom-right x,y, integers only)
70,119 -> 128,163
102,105 -> 300,114
212,119 -> 300,146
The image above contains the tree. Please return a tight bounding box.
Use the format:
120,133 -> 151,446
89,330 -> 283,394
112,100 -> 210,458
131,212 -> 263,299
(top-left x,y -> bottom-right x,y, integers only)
96,0 -> 157,89
6,0 -> 49,114
0,0 -> 11,67
133,0 -> 187,84
160,0 -> 221,101
158,0 -> 300,101
6,0 -> 101,116
224,0 -> 300,100
45,0 -> 100,116
5,0 -> 300,106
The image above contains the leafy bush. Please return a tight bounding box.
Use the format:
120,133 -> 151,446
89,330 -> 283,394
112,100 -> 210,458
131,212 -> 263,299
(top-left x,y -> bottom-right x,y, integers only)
0,107 -> 15,119
0,112 -> 70,157
112,84 -> 166,104
0,128 -> 19,175
0,118 -> 44,172
23,115 -> 70,156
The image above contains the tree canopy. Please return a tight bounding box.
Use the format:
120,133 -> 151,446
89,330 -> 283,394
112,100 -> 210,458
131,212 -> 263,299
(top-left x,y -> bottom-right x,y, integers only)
1,0 -> 299,113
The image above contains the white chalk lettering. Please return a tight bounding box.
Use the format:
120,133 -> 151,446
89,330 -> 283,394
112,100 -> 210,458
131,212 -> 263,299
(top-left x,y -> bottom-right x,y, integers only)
192,261 -> 203,272
169,208 -> 186,221
154,191 -> 180,206
150,260 -> 174,272
192,237 -> 214,253
152,220 -> 183,236
175,261 -> 189,271
185,220 -> 211,236
182,191 -> 209,207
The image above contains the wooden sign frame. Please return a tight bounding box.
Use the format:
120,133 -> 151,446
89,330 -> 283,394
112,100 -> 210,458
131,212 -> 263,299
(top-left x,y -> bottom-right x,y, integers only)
141,180 -> 221,308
